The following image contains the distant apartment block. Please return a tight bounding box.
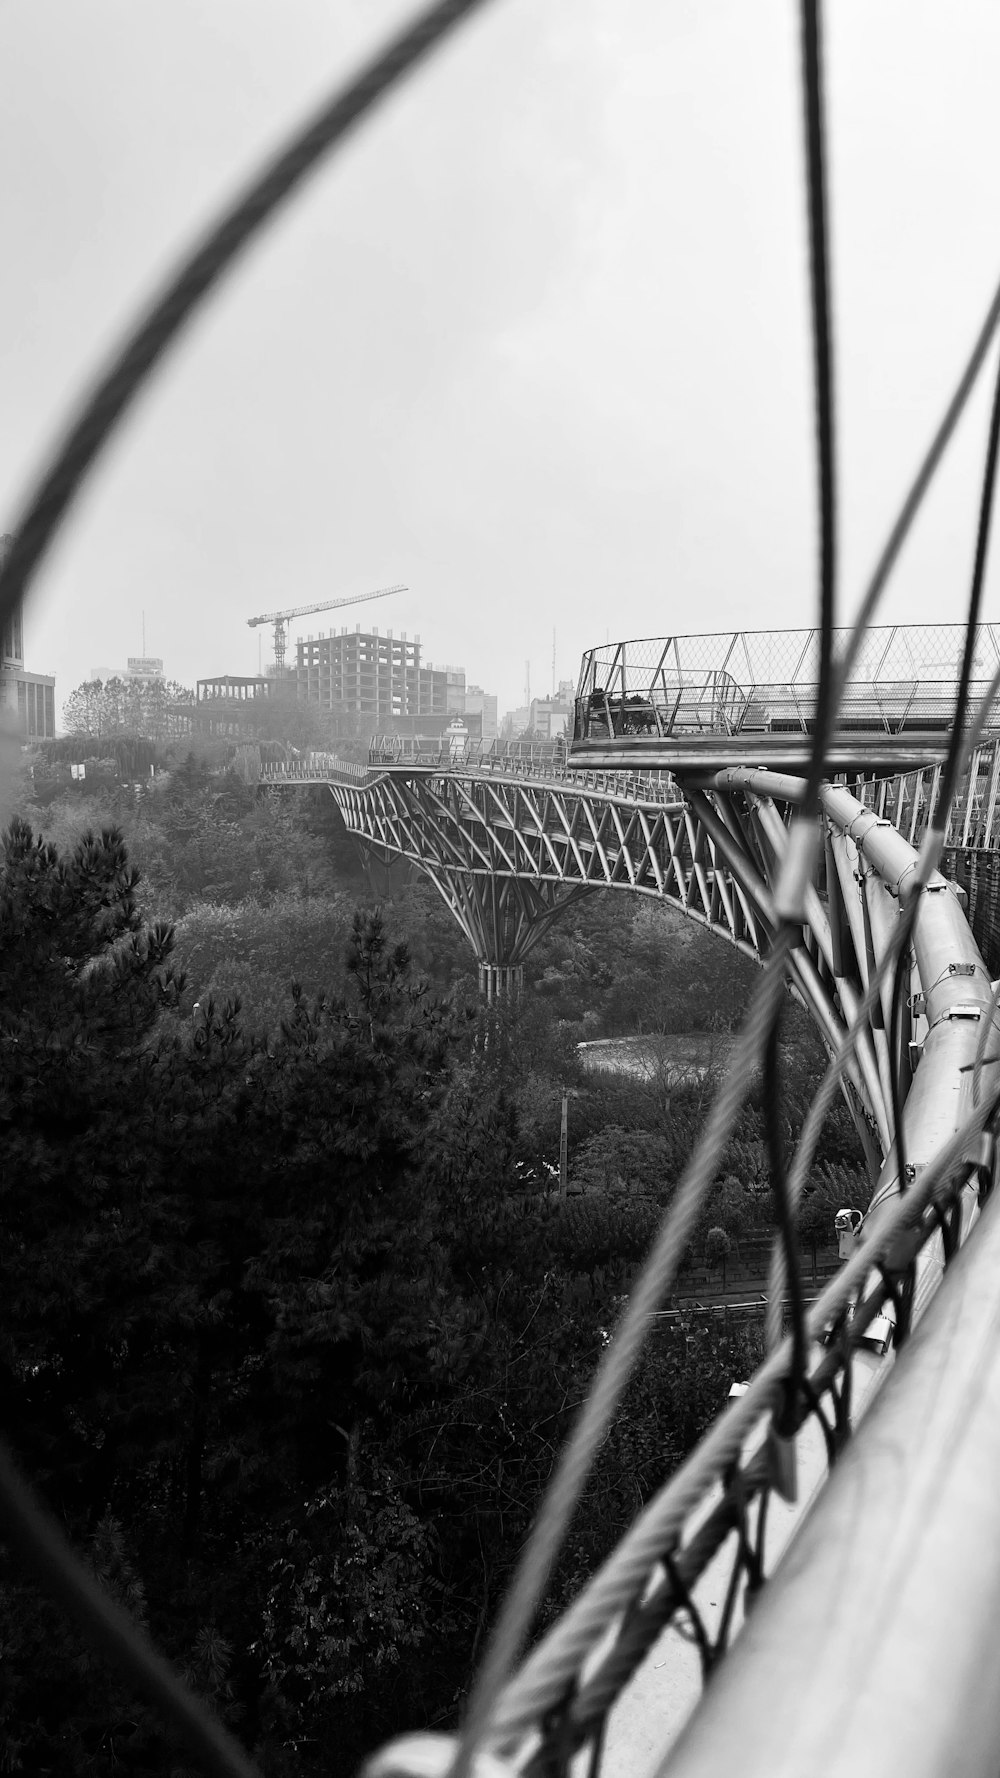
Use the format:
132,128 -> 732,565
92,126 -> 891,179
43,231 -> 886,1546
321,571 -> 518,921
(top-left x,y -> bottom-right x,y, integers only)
0,534 -> 55,740
502,690 -> 574,741
295,626 -> 467,737
502,704 -> 531,739
88,656 -> 166,684
464,685 -> 498,741
529,695 -> 573,740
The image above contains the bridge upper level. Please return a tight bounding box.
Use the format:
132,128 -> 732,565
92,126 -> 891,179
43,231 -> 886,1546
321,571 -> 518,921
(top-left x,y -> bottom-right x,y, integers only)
572,622 -> 1000,772
254,732 -> 1000,855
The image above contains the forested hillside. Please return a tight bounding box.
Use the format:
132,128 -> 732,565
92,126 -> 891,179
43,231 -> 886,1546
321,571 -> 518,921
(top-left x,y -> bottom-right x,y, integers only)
0,752 -> 866,1773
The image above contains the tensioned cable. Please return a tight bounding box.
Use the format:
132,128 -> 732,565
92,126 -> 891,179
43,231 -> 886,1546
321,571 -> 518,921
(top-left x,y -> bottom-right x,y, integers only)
0,0 -> 495,631
480,1078 -> 1000,1751
444,927 -> 797,1778
835,271 -> 1000,698
766,656 -> 1000,1321
757,0 -> 836,1382
880,337 -> 1000,1193
483,688 -> 1000,1748
0,1442 -> 260,1778
798,0 -> 838,811
936,340 -> 1000,819
453,8 -> 840,1759
0,2 -> 499,1769
783,793 -> 989,1234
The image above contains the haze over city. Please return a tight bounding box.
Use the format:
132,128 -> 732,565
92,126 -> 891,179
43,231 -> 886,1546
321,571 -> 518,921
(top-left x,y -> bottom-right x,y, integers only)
3,1 -> 1000,721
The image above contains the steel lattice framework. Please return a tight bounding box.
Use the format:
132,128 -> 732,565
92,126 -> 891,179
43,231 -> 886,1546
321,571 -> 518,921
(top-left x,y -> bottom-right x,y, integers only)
258,738 -> 1000,1778
261,745 -> 998,1176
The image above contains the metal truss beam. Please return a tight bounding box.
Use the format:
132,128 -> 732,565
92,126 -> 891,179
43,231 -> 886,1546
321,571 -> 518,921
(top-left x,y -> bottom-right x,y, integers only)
267,749 -> 992,1168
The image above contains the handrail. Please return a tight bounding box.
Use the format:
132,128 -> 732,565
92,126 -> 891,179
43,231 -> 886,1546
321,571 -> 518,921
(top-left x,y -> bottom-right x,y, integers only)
254,748 -> 683,808
658,1187 -> 1000,1778
573,627 -> 1000,745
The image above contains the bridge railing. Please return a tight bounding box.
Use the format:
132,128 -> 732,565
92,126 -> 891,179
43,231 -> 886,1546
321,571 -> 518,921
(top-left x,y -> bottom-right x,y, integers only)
253,743 -> 683,805
859,737 -> 1000,849
574,625 -> 1000,743
369,734 -> 565,769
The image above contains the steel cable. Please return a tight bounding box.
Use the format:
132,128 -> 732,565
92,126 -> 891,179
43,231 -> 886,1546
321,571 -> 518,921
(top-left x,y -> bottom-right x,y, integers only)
0,3 -> 499,1769
0,1442 -> 261,1778
837,338 -> 1000,1209
835,271 -> 1000,698
445,927 -> 797,1778
765,627 -> 1000,1322
935,341 -> 1000,820
480,1080 -> 1000,1752
798,0 -> 839,812
0,0 -> 494,631
448,17 -> 845,1758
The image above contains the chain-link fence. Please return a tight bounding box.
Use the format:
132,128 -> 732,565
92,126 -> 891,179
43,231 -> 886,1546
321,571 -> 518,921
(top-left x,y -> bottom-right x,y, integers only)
576,625 -> 1000,741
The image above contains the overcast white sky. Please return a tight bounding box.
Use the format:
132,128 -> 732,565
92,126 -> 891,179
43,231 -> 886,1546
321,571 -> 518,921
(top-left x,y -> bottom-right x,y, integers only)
3,1 -> 1000,723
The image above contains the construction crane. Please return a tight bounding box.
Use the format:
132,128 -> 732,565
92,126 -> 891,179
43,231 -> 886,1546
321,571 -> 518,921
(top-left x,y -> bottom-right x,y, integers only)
247,584 -> 406,672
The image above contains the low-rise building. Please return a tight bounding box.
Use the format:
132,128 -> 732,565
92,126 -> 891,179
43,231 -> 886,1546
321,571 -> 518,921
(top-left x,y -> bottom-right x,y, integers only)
529,695 -> 573,740
0,534 -> 55,740
464,685 -> 498,741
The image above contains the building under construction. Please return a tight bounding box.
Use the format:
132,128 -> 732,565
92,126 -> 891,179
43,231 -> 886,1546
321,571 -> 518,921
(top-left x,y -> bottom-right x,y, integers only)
295,626 -> 466,739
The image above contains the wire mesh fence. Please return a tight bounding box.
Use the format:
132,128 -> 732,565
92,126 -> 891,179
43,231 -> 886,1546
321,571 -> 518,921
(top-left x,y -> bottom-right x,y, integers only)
576,627 -> 1000,742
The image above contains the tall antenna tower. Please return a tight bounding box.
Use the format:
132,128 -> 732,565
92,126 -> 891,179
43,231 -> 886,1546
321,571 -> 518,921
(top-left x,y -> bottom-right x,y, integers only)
524,659 -> 531,709
552,628 -> 556,698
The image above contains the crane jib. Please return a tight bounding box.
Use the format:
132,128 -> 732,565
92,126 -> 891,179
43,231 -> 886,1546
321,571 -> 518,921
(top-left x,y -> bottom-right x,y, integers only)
245,583 -> 406,627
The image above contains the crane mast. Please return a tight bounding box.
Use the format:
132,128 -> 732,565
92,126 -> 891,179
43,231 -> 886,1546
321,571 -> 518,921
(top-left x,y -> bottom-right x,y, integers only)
246,584 -> 406,672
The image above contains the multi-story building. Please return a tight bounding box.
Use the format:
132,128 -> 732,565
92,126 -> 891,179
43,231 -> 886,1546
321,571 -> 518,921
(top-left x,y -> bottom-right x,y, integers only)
0,534 -> 56,741
502,704 -> 531,739
529,695 -> 572,740
88,657 -> 166,684
193,675 -> 276,736
464,685 -> 498,741
295,626 -> 467,739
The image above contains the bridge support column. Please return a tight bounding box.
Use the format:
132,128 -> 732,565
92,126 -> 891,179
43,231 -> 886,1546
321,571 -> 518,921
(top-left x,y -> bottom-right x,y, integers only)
357,840 -> 412,897
477,962 -> 524,1003
421,869 -> 592,1000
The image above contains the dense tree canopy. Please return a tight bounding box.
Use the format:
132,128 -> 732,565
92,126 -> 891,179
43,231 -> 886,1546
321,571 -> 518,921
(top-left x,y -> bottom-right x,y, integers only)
62,677 -> 196,742
0,764 -> 864,1772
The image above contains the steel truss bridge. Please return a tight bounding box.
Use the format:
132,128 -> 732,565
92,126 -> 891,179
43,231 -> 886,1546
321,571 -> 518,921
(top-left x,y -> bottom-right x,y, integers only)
256,674 -> 1000,1778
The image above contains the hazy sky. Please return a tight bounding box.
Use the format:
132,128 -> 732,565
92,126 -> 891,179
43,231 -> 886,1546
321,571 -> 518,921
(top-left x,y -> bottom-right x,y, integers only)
3,1 -> 1000,724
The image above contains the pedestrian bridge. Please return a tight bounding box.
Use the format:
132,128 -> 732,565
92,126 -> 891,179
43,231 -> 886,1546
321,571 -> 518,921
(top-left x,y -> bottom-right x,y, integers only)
255,637 -> 1000,1778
